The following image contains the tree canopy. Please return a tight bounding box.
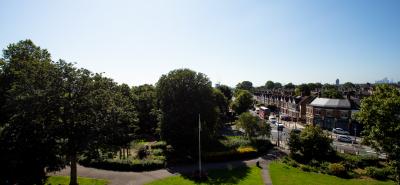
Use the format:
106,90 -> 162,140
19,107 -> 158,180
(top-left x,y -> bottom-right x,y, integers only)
0,40 -> 64,184
236,81 -> 254,92
0,40 -> 139,185
265,80 -> 275,89
216,84 -> 233,100
288,125 -> 333,161
231,89 -> 254,115
295,84 -> 311,96
322,84 -> 343,99
235,112 -> 271,140
284,83 -> 295,90
131,84 -> 160,139
356,84 -> 400,183
156,69 -> 219,158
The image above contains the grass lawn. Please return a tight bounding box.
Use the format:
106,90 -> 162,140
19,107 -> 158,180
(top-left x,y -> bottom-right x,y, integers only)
269,161 -> 395,185
46,176 -> 108,185
146,165 -> 263,185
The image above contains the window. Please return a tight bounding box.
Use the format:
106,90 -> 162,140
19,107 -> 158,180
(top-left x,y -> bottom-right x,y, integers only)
341,110 -> 348,118
314,108 -> 321,115
326,109 -> 333,117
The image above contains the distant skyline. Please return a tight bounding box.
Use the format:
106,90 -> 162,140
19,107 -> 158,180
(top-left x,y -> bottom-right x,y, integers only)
1,0 -> 399,87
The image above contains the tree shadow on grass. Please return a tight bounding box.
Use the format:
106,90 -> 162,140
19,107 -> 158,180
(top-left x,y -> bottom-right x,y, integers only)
175,164 -> 252,185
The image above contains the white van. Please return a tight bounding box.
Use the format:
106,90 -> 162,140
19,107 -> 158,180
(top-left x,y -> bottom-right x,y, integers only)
269,115 -> 277,124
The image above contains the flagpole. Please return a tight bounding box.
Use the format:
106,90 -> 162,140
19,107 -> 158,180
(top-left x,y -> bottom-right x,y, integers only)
198,113 -> 202,177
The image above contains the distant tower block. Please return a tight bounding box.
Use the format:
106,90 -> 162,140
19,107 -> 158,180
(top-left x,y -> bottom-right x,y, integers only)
336,79 -> 339,86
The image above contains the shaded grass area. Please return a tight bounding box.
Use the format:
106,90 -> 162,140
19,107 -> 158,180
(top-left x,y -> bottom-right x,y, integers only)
269,161 -> 395,185
46,176 -> 108,185
146,165 -> 263,185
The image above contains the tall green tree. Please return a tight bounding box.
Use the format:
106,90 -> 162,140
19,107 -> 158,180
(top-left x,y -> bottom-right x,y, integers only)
343,82 -> 355,91
295,84 -> 311,96
356,84 -> 400,183
213,88 -> 229,124
216,84 -> 233,100
0,40 -> 65,184
265,80 -> 274,90
235,112 -> 270,140
55,61 -> 138,185
156,69 -> 219,158
288,125 -> 333,161
284,83 -> 295,90
231,90 -> 253,115
274,82 -> 282,89
236,81 -> 254,92
235,112 -> 259,139
131,84 -> 160,139
322,84 -> 343,98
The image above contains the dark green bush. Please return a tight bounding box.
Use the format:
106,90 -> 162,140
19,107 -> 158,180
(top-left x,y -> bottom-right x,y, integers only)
309,159 -> 320,167
300,164 -> 314,172
361,156 -> 380,167
328,163 -> 347,177
151,141 -> 167,149
366,166 -> 390,180
219,136 -> 252,150
251,139 -> 273,153
137,146 -> 148,159
150,148 -> 164,156
204,148 -> 257,162
320,162 -> 331,174
79,158 -> 165,172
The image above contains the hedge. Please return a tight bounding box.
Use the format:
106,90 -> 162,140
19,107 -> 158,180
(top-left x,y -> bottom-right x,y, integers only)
79,158 -> 165,172
204,146 -> 258,162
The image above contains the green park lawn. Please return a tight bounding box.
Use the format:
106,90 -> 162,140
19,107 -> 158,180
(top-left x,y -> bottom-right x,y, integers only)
146,165 -> 263,185
269,161 -> 395,185
46,176 -> 108,185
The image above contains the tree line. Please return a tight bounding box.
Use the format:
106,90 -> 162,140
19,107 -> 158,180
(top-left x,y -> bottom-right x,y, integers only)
0,40 -> 235,185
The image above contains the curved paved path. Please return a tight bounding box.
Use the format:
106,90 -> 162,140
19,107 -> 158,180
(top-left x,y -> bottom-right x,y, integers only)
51,149 -> 285,185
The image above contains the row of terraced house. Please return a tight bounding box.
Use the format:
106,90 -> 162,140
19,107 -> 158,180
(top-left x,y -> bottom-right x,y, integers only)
254,91 -> 362,135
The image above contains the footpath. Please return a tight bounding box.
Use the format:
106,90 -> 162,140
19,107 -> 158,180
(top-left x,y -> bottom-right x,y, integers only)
51,149 -> 285,185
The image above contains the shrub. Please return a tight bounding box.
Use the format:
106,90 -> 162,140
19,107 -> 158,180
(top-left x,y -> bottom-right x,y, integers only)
79,158 -> 165,172
300,164 -> 313,172
151,141 -> 167,149
251,139 -> 273,153
361,156 -> 380,168
220,136 -> 252,150
320,162 -> 331,174
282,156 -> 299,168
366,167 -> 390,180
204,146 -> 257,162
309,159 -> 320,167
137,146 -> 148,159
328,163 -> 347,177
150,149 -> 164,156
237,146 -> 256,153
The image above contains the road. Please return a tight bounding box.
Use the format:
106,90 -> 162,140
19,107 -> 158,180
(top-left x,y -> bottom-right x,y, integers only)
250,110 -> 385,158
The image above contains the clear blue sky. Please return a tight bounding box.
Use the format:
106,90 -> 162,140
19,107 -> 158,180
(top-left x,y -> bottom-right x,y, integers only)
1,0 -> 399,87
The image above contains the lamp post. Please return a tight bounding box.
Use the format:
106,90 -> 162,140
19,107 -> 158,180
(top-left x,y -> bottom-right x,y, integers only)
354,127 -> 357,143
198,114 -> 202,177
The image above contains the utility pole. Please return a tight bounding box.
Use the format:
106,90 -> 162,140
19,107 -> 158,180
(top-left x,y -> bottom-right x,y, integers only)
277,125 -> 280,147
198,114 -> 202,177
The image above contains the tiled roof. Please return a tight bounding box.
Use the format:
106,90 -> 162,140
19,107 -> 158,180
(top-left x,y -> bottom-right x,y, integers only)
309,98 -> 351,109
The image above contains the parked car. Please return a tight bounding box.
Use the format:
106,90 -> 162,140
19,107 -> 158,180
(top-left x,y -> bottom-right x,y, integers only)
277,123 -> 284,129
332,128 -> 350,135
337,135 -> 353,143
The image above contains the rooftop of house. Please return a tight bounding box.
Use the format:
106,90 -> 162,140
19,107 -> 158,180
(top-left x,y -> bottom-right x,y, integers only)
309,98 -> 351,109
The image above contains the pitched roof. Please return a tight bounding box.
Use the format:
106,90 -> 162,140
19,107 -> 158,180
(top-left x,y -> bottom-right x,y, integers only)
309,98 -> 351,109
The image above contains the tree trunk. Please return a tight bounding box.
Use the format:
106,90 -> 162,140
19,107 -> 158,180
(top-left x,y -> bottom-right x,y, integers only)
70,152 -> 78,185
